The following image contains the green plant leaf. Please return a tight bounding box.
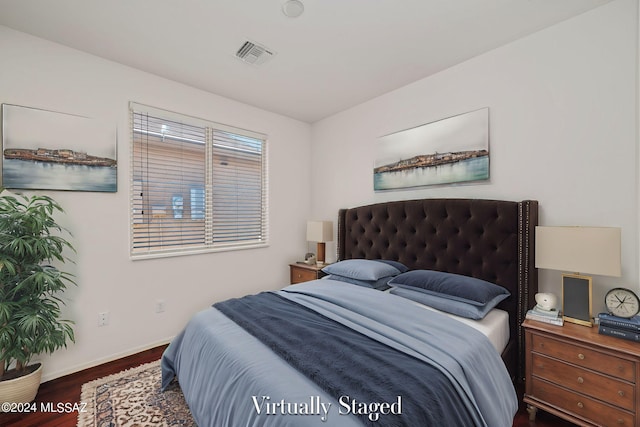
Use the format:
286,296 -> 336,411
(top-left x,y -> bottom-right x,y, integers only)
0,190 -> 75,369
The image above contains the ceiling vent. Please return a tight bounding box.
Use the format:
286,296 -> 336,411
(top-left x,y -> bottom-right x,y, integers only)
235,40 -> 276,66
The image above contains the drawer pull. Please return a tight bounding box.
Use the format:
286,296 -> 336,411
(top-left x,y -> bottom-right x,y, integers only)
577,377 -> 584,384
618,419 -> 624,425
577,402 -> 584,409
577,353 -> 585,360
619,390 -> 625,397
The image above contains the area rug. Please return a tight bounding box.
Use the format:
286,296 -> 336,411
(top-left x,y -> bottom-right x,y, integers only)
77,360 -> 195,427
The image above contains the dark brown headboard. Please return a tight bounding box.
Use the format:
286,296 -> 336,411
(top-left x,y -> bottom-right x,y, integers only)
337,198 -> 538,382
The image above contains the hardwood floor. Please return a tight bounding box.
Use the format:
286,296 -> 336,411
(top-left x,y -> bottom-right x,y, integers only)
0,346 -> 575,426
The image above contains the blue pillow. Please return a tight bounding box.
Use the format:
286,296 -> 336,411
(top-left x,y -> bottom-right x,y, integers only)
374,259 -> 409,273
322,259 -> 403,281
388,270 -> 509,307
389,286 -> 505,320
325,274 -> 395,290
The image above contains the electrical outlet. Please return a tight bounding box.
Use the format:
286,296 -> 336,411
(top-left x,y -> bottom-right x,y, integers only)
156,300 -> 166,313
98,311 -> 110,326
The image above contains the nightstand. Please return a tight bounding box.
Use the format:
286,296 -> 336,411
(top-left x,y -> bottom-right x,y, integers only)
524,319 -> 640,426
289,263 -> 327,284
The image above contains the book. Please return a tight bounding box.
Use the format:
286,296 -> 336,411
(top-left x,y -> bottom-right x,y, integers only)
526,310 -> 564,326
530,306 -> 560,318
597,313 -> 640,333
599,325 -> 640,342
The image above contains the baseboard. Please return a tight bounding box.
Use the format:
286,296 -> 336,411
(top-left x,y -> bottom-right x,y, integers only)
39,336 -> 174,383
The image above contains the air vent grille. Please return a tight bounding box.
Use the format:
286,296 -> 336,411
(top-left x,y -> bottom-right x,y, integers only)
235,40 -> 275,66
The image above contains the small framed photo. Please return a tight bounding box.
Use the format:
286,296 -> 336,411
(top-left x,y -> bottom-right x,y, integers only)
562,273 -> 593,327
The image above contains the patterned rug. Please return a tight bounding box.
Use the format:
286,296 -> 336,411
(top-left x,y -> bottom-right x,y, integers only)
77,360 -> 195,427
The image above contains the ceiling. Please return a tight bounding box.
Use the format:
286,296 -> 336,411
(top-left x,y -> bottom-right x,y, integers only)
0,0 -> 614,123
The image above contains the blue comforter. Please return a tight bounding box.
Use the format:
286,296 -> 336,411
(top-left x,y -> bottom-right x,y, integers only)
161,280 -> 517,426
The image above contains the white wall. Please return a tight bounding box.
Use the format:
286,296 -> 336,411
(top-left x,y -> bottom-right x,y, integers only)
0,26 -> 313,381
311,0 -> 638,312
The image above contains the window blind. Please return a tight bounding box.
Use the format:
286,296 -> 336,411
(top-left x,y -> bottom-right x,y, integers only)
130,103 -> 268,258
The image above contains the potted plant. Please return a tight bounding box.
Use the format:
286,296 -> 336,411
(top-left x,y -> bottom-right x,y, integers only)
0,190 -> 75,405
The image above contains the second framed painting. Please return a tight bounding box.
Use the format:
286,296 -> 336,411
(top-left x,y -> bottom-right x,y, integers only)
374,108 -> 489,191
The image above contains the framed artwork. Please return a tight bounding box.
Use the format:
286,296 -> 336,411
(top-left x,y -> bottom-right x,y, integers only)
374,108 -> 489,191
562,273 -> 593,327
1,104 -> 117,192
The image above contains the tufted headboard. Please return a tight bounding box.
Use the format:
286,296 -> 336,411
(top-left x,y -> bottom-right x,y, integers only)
337,198 -> 538,382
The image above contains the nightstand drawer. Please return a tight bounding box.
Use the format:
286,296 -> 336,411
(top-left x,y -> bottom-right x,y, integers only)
531,377 -> 634,427
291,268 -> 318,283
532,334 -> 635,382
532,353 -> 635,411
289,264 -> 327,284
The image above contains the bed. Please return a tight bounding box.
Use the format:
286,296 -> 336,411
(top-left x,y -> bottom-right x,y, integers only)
161,198 -> 538,427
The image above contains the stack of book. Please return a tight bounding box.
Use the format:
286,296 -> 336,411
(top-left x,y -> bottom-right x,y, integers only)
526,306 -> 563,326
598,313 -> 640,342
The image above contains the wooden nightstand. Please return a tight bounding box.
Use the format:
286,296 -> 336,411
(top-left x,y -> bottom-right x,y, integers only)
524,319 -> 640,426
289,263 -> 327,284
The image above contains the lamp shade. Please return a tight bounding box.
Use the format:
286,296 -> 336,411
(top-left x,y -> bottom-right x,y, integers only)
306,221 -> 333,243
535,226 -> 621,277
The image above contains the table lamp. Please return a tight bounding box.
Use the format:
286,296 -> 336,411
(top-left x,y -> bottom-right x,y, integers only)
535,226 -> 621,326
306,220 -> 333,265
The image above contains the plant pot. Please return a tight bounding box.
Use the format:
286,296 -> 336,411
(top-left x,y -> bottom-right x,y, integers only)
0,364 -> 42,409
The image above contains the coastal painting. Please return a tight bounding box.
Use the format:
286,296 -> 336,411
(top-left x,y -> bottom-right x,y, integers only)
374,108 -> 489,191
1,104 -> 117,192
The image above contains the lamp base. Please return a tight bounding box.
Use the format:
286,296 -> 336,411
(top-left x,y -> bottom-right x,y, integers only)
562,273 -> 593,327
316,242 -> 326,265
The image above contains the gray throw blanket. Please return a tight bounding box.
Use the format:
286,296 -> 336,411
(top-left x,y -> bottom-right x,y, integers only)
215,291 -> 476,426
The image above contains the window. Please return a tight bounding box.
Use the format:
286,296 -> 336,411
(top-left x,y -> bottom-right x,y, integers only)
130,103 -> 268,258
